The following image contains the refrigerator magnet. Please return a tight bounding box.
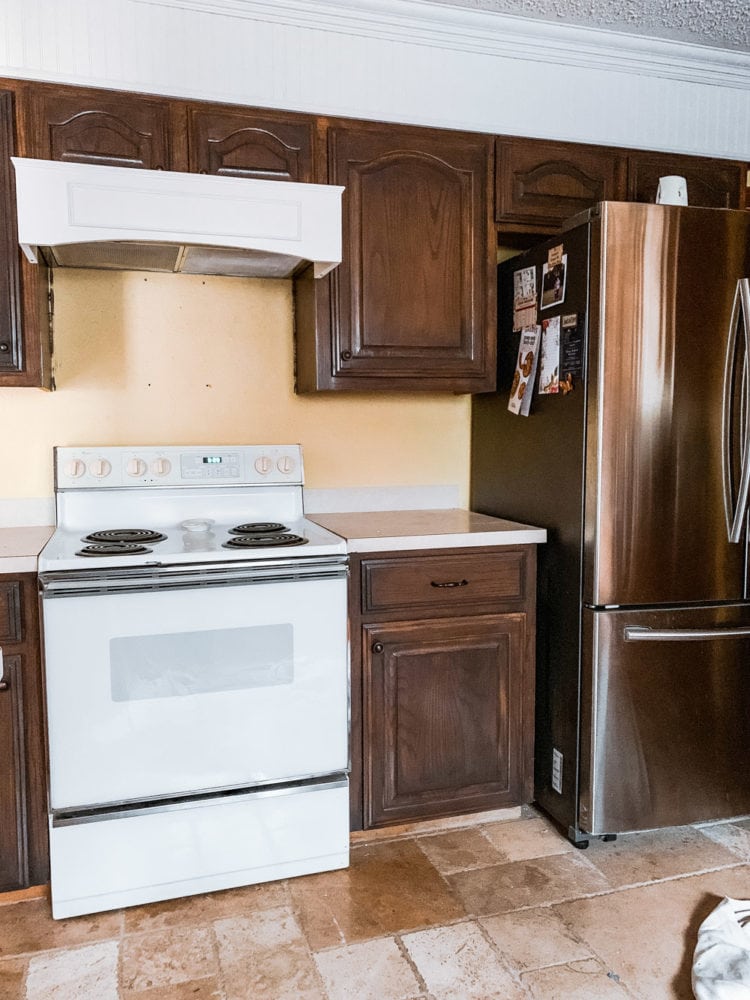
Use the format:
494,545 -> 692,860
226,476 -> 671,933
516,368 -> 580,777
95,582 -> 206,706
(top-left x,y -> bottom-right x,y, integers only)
512,265 -> 537,332
561,313 -> 584,392
508,326 -> 541,417
539,316 -> 561,394
540,255 -> 567,310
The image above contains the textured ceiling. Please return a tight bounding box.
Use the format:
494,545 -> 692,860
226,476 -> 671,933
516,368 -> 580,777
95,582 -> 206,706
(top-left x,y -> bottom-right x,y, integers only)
428,0 -> 750,51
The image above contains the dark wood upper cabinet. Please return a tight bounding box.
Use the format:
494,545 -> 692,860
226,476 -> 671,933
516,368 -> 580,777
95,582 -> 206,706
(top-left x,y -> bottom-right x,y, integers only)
27,83 -> 173,169
186,106 -> 314,181
626,151 -> 746,209
496,136 -> 627,232
295,122 -> 496,393
0,86 -> 51,388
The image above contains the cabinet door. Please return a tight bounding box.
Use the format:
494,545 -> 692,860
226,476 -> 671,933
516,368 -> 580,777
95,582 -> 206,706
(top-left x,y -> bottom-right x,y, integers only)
0,653 -> 26,890
0,575 -> 48,890
496,137 -> 627,230
296,124 -> 495,392
187,106 -> 314,181
627,152 -> 746,209
0,87 -> 51,388
363,614 -> 530,827
28,85 -> 172,169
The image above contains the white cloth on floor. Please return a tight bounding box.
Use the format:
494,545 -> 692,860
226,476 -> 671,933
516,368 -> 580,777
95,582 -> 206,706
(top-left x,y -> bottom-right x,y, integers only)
692,897 -> 750,999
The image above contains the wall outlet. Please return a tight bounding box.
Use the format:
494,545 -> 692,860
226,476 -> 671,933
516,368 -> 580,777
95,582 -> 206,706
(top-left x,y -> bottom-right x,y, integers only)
551,748 -> 563,794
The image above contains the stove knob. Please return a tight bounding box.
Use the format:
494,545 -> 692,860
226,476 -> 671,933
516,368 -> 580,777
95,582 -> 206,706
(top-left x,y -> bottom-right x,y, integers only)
151,457 -> 172,478
126,458 -> 147,478
254,456 -> 273,475
64,459 -> 86,479
277,455 -> 297,475
90,458 -> 112,479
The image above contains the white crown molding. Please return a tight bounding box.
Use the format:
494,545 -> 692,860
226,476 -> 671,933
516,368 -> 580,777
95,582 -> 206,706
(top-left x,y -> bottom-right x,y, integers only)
130,0 -> 750,90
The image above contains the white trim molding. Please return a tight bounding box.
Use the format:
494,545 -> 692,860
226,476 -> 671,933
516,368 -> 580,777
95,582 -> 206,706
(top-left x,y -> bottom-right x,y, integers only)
132,0 -> 750,90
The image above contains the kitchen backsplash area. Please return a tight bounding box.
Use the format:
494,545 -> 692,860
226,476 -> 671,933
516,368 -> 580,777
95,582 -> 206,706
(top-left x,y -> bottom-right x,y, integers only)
0,269 -> 470,520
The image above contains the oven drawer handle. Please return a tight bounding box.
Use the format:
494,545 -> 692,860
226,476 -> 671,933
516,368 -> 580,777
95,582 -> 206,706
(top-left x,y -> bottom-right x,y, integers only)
430,579 -> 469,589
0,647 -> 7,692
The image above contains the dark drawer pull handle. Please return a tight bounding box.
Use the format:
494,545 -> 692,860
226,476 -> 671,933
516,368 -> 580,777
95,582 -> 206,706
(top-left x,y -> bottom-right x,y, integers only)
430,579 -> 469,588
0,681 -> 8,692
371,642 -> 384,654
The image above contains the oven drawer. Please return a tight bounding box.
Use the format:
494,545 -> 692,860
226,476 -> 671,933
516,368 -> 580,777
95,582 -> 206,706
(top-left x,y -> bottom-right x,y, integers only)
361,550 -> 527,614
49,779 -> 349,919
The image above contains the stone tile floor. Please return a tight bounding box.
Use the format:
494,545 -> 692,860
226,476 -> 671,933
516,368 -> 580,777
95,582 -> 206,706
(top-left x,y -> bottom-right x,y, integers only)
1,806 -> 749,999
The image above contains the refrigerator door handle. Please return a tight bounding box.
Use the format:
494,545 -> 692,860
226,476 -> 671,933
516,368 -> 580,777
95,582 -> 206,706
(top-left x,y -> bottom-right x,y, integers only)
723,277 -> 750,543
624,624 -> 750,642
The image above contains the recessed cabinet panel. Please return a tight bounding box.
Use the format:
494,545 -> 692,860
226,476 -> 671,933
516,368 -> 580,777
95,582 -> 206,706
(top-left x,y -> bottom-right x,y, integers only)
627,152 -> 746,209
29,86 -> 172,169
364,614 -> 526,826
496,137 -> 627,230
187,107 -> 314,181
0,581 -> 22,643
0,90 -> 22,376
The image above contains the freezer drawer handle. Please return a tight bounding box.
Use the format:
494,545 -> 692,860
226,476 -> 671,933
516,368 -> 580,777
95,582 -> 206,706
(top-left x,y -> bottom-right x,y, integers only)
624,625 -> 750,642
722,277 -> 750,543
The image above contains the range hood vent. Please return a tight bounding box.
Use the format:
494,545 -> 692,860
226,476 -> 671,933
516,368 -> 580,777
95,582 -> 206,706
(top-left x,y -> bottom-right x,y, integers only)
12,158 -> 343,280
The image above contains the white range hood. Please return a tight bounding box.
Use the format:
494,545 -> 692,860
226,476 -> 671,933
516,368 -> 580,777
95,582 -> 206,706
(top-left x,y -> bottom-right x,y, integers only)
12,157 -> 343,280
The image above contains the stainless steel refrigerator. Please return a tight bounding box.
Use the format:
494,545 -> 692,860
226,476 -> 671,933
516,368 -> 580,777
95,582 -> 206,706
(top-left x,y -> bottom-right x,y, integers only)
471,201 -> 750,846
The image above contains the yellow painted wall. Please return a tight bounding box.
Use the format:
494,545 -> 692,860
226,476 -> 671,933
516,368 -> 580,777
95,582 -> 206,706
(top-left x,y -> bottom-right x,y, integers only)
0,270 -> 472,501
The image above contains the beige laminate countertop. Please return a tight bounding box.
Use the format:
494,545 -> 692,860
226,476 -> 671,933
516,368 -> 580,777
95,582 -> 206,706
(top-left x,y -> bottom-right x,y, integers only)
0,526 -> 54,574
307,509 -> 546,553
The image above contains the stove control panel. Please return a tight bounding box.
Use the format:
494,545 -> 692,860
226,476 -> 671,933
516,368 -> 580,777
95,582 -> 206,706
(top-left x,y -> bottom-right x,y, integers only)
55,445 -> 305,489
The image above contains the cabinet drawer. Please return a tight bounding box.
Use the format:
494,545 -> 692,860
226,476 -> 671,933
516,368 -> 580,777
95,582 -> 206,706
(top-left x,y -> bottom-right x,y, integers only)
0,582 -> 21,643
362,550 -> 527,614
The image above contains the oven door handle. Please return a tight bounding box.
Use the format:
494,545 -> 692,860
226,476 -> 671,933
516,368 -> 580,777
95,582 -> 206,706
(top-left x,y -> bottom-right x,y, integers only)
40,557 -> 349,597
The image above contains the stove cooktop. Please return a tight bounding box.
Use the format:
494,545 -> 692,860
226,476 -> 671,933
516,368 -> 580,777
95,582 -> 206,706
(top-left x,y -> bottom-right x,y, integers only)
40,445 -> 347,573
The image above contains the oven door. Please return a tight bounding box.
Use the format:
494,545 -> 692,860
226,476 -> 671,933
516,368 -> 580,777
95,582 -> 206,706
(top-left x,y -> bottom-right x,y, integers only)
40,559 -> 349,812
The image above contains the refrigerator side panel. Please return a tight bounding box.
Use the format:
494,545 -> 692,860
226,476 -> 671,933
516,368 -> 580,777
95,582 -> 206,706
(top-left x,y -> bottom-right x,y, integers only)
580,604 -> 750,834
471,223 -> 590,832
587,203 -> 750,607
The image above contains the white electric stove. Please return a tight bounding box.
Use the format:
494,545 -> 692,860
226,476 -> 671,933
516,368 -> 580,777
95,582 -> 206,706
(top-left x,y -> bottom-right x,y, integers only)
39,444 -> 350,919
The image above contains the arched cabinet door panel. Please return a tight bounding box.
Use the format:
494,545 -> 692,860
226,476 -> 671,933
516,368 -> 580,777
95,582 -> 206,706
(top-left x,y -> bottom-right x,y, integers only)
186,106 -> 314,182
295,123 -> 495,393
29,85 -> 172,169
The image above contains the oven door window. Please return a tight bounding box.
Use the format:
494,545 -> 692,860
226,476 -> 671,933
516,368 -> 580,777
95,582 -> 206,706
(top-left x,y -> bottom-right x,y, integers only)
110,625 -> 294,701
42,575 -> 348,812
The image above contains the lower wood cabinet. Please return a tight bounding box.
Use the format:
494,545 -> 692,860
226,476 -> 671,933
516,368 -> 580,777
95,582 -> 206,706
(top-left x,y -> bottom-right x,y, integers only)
350,546 -> 536,830
0,575 -> 48,891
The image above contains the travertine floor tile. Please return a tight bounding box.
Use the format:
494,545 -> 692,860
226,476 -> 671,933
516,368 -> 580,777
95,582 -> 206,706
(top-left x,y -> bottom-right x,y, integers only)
480,816 -> 576,862
581,826 -> 740,887
0,956 -> 27,1000
448,852 -> 609,916
401,920 -> 526,999
120,925 -> 217,992
521,957 -> 633,998
215,905 -> 324,1000
314,936 -> 422,1000
416,827 -> 503,874
119,980 -> 223,1000
481,906 -> 594,971
698,818 -> 750,861
25,940 -> 119,1000
0,898 -> 122,958
289,839 -> 466,949
554,864 -> 750,1000
122,881 -> 290,934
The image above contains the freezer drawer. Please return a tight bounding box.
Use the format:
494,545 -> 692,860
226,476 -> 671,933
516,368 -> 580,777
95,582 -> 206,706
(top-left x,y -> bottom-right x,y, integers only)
579,604 -> 750,835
